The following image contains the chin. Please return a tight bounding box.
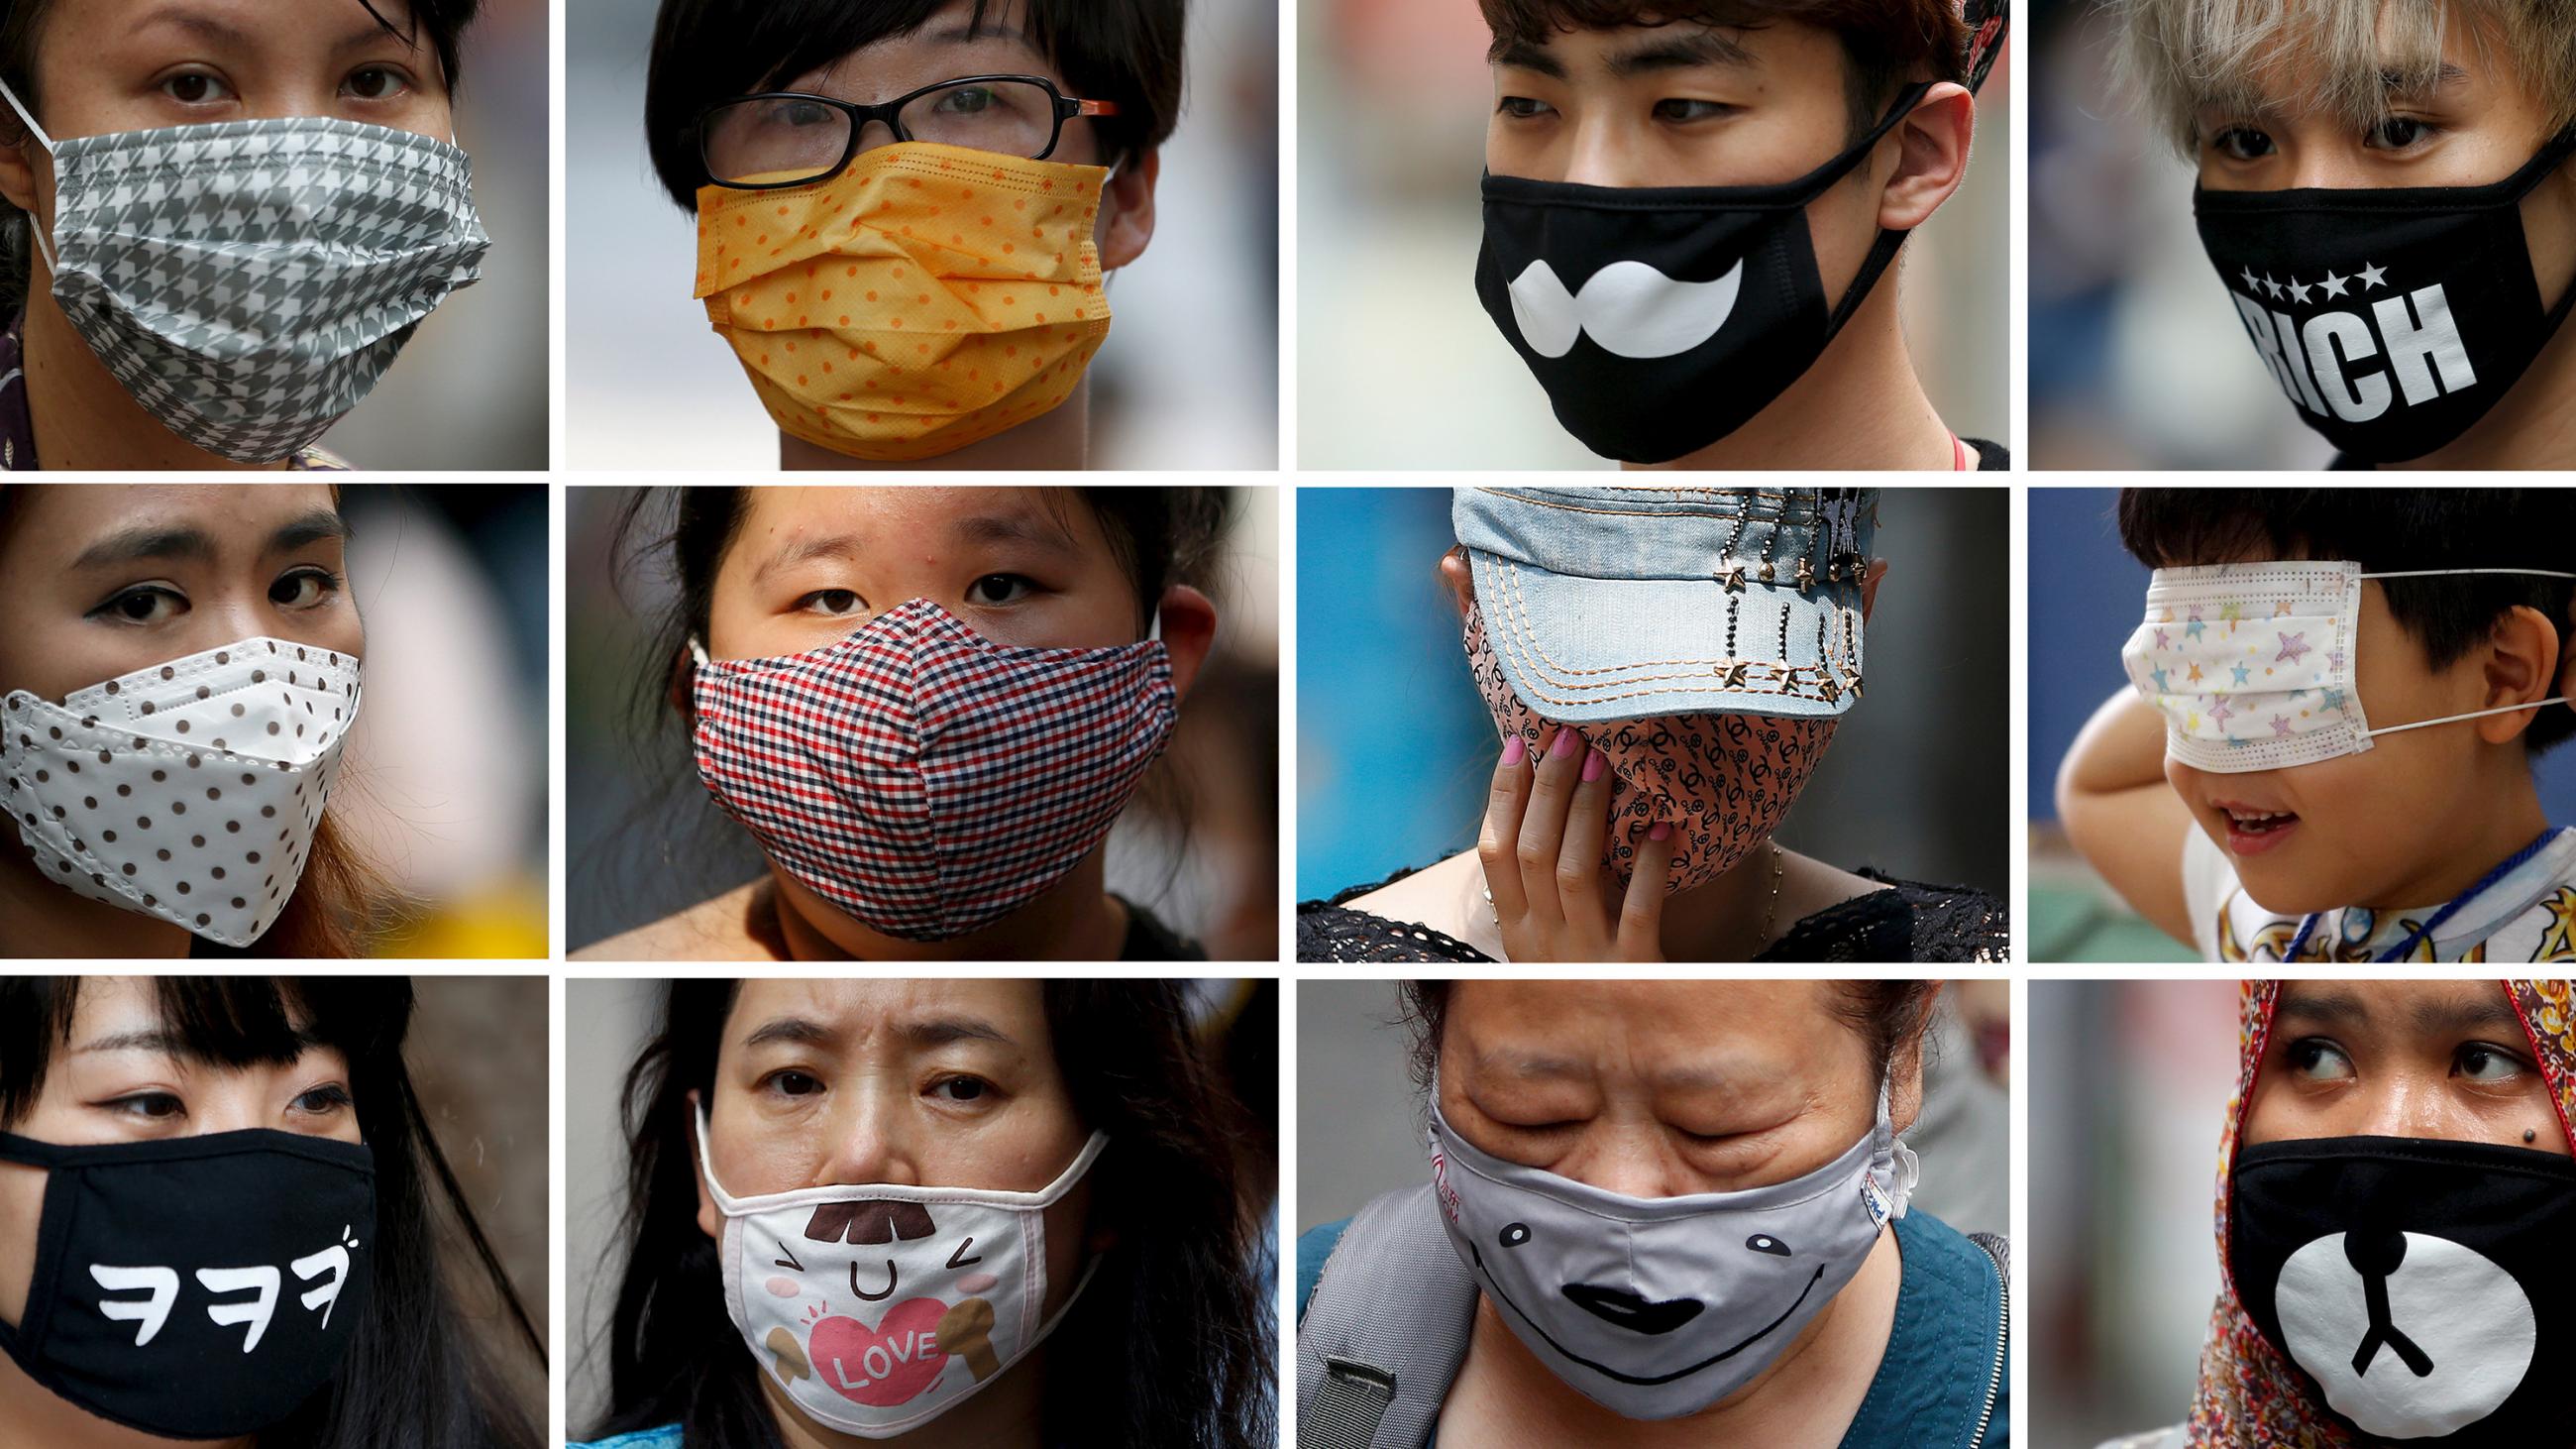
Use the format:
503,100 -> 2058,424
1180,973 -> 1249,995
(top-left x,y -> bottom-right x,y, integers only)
2229,855 -> 2346,918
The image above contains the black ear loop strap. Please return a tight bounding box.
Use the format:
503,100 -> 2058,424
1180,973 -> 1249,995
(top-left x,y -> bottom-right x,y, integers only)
1822,82 -> 1941,338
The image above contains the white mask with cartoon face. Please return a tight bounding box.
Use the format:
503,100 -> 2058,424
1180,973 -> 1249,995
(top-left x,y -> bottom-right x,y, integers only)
695,1105 -> 1106,1437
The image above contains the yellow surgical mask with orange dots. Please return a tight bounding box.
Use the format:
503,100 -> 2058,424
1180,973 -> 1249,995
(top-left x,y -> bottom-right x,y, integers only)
694,141 -> 1113,462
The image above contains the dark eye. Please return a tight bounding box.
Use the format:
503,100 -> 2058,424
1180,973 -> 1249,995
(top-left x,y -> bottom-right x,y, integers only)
1499,1222 -> 1532,1248
270,568 -> 337,609
161,71 -> 234,105
2210,126 -> 2274,162
797,589 -> 865,617
103,586 -> 184,624
109,1091 -> 184,1121
935,1076 -> 989,1102
343,66 -> 410,101
2455,1044 -> 2523,1082
1747,1234 -> 1790,1256
293,1083 -> 352,1115
963,574 -> 1034,607
1497,95 -> 1554,120
765,1069 -> 823,1098
2367,116 -> 2432,150
1653,98 -> 1728,123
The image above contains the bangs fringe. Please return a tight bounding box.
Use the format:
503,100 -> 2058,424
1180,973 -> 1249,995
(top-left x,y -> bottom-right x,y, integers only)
2119,0 -> 2576,154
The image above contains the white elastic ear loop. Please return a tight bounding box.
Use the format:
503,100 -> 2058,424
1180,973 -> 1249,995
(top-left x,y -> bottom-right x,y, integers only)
0,77 -> 57,275
2353,567 -> 2576,737
688,637 -> 711,668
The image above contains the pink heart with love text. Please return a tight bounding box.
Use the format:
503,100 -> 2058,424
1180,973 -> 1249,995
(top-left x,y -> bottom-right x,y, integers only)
809,1297 -> 951,1406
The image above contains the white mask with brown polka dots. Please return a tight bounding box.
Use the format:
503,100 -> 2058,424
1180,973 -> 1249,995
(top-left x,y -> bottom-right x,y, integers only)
4,636 -> 360,947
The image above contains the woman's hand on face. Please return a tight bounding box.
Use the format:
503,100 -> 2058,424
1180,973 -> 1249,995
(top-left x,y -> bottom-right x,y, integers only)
1478,725 -> 1673,962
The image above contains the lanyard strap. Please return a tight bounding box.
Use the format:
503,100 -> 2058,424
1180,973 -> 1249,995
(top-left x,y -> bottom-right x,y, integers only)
2283,826 -> 2562,963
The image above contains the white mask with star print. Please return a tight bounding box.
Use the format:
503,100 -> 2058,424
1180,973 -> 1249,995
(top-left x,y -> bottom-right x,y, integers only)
2119,561 -> 2575,773
3,636 -> 359,946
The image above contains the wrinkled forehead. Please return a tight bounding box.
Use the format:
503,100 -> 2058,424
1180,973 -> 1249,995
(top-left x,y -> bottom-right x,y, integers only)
1440,981 -> 1862,1091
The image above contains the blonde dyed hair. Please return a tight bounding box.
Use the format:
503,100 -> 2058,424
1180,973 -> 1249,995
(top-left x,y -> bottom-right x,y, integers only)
2115,0 -> 2576,154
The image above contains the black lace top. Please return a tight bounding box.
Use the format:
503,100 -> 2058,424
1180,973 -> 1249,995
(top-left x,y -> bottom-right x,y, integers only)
1296,866 -> 2008,963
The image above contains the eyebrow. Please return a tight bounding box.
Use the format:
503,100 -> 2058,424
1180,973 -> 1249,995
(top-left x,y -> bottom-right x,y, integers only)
749,510 -> 1077,586
1606,30 -> 1758,78
739,1015 -> 1017,1051
76,1027 -> 325,1059
137,5 -> 405,56
950,510 -> 1078,555
2275,987 -> 2523,1039
71,509 -> 349,570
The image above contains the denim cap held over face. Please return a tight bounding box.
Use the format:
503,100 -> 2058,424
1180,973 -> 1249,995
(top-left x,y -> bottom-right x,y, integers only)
1453,486 -> 1878,723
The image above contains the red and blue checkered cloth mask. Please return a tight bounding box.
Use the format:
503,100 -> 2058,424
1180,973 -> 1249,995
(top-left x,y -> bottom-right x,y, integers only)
690,598 -> 1178,942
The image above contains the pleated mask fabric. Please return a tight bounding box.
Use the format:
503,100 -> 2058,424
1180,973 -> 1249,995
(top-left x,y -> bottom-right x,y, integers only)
695,141 -> 1112,461
1,82 -> 488,464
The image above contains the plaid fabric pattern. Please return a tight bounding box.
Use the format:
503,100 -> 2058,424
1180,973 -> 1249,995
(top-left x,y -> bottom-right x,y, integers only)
46,117 -> 488,463
691,599 -> 1177,942
4,637 -> 360,947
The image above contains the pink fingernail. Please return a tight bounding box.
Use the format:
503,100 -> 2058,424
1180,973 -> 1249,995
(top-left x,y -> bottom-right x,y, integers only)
1648,822 -> 1672,841
1501,735 -> 1526,766
1550,727 -> 1579,759
1581,748 -> 1605,783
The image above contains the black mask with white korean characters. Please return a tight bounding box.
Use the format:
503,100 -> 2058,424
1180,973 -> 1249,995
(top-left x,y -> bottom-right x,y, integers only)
0,1128 -> 375,1440
2194,128 -> 2576,463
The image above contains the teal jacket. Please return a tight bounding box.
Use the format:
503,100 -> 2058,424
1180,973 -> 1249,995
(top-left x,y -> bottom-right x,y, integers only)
1297,1207 -> 2009,1448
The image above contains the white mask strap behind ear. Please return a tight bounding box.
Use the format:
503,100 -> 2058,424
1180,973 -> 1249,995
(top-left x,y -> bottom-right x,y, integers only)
0,78 -> 58,274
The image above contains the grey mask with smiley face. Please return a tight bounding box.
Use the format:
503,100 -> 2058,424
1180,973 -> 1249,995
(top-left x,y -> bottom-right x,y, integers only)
1426,1084 -> 1917,1419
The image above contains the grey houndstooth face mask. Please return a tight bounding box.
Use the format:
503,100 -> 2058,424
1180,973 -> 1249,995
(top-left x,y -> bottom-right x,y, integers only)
1,81 -> 489,463
1429,1083 -> 1917,1419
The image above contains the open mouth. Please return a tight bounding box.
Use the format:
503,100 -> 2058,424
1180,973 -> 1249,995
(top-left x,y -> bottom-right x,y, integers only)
2218,803 -> 2301,856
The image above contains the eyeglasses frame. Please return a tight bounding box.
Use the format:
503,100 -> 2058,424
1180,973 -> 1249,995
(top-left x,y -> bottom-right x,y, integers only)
696,72 -> 1122,190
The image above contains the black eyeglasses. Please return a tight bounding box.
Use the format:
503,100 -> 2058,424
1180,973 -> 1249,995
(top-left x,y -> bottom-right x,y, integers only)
698,74 -> 1121,189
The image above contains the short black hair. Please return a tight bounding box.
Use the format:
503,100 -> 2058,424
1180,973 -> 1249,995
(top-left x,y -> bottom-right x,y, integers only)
642,0 -> 1187,211
1479,0 -> 1971,140
2118,489 -> 2576,756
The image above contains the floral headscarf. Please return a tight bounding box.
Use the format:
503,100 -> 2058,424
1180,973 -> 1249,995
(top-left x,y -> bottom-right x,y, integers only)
2186,980 -> 2576,1445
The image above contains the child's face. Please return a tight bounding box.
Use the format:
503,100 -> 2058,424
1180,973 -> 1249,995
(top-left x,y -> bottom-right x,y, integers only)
2191,10 -> 2576,310
2164,570 -> 2512,912
704,486 -> 1143,663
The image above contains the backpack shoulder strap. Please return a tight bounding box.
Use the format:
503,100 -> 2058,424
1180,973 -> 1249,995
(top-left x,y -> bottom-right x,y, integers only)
1296,1183 -> 1480,1449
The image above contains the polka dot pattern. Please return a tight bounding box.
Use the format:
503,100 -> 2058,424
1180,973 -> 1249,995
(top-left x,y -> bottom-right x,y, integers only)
693,141 -> 1112,462
3,635 -> 361,947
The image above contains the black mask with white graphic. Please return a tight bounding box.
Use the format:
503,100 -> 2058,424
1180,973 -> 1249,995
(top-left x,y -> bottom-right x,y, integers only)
0,1128 -> 376,1440
2195,128 -> 2576,464
1474,84 -> 1931,465
2228,1135 -> 2576,1446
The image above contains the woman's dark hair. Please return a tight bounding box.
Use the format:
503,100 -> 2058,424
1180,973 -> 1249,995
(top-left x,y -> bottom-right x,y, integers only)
0,977 -> 542,1449
0,0 -> 483,315
643,0 -> 1188,210
592,979 -> 1274,1449
2118,488 -> 2576,754
1397,979 -> 1942,1097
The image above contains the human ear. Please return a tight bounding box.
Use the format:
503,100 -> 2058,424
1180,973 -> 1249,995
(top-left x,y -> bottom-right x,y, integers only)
1887,983 -> 1941,1136
1096,148 -> 1161,272
1877,83 -> 1973,233
2476,604 -> 2565,743
1438,549 -> 1474,620
1860,558 -> 1889,623
1156,583 -> 1217,700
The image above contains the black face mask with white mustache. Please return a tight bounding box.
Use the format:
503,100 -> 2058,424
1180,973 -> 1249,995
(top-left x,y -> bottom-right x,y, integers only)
2195,127 -> 2576,464
1473,84 -> 1930,465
